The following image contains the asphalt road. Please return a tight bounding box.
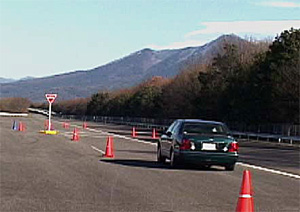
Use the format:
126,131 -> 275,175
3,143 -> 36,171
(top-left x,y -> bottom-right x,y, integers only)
84,122 -> 300,175
1,114 -> 299,212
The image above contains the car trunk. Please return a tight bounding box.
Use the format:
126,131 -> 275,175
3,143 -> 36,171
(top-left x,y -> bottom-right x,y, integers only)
184,134 -> 233,152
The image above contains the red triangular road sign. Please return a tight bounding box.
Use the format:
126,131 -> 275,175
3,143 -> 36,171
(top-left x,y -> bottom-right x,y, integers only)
45,94 -> 57,104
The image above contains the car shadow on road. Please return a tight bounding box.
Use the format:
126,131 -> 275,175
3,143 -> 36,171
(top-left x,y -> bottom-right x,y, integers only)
101,159 -> 223,172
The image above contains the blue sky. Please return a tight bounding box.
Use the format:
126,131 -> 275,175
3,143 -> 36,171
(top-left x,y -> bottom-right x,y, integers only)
0,0 -> 299,79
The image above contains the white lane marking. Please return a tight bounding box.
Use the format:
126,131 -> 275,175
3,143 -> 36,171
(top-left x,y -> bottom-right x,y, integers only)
113,134 -> 157,146
78,135 -> 108,138
62,131 -> 99,135
87,136 -> 109,138
83,125 -> 157,146
87,128 -> 101,132
91,145 -> 105,154
236,162 -> 300,179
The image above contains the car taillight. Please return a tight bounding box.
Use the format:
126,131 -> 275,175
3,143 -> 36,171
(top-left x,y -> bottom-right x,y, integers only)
180,139 -> 191,150
228,142 -> 239,152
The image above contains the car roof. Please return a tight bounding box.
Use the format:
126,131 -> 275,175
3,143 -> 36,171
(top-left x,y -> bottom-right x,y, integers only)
176,119 -> 225,125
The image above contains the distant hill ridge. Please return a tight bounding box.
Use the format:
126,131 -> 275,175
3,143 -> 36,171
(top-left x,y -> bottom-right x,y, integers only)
0,77 -> 16,84
0,76 -> 35,84
0,34 -> 247,102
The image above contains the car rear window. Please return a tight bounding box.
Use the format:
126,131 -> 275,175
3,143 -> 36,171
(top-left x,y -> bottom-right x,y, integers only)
183,123 -> 228,135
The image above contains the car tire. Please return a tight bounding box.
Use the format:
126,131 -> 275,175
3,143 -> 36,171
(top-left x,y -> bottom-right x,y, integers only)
225,164 -> 235,171
170,149 -> 179,168
157,145 -> 166,163
203,165 -> 211,170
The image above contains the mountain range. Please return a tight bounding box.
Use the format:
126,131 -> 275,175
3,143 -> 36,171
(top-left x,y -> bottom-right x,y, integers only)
0,76 -> 35,84
0,34 -> 246,102
0,78 -> 16,84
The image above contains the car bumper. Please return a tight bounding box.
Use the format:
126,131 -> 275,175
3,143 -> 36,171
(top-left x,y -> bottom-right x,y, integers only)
175,150 -> 238,165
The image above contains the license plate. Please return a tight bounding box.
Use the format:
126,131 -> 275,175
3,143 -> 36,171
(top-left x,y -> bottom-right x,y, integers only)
202,143 -> 216,151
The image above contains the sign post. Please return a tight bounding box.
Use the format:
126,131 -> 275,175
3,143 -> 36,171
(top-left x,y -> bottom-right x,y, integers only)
45,94 -> 57,131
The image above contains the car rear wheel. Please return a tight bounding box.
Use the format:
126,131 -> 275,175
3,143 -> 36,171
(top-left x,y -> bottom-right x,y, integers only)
157,145 -> 166,163
170,149 -> 179,168
225,164 -> 235,171
202,165 -> 211,170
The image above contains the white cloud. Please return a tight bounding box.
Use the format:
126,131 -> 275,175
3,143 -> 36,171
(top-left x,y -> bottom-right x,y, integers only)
258,1 -> 300,8
186,20 -> 300,37
147,20 -> 299,50
147,39 -> 208,50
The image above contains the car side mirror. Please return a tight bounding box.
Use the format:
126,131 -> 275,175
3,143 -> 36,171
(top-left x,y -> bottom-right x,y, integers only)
166,131 -> 172,137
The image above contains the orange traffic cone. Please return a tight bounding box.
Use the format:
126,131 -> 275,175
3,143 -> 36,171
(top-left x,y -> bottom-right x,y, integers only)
63,122 -> 69,129
152,128 -> 158,139
236,170 -> 254,212
18,122 -> 24,131
83,122 -> 87,129
71,128 -> 80,141
104,136 -> 114,158
132,127 -> 137,137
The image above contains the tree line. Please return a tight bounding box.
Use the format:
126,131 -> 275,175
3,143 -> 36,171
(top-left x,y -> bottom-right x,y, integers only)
0,97 -> 31,113
36,28 -> 299,125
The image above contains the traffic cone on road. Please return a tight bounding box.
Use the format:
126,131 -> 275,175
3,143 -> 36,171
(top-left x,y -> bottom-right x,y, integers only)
152,128 -> 158,139
18,122 -> 24,131
104,136 -> 114,158
132,127 -> 137,137
83,122 -> 87,129
236,170 -> 254,212
12,120 -> 18,131
63,122 -> 70,129
71,128 -> 80,141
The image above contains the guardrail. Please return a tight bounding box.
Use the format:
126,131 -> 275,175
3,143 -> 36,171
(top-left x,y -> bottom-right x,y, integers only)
28,108 -> 56,116
0,112 -> 28,117
230,131 -> 300,145
28,108 -> 300,145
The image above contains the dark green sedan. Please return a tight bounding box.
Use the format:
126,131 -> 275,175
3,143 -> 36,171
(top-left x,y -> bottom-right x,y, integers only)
157,119 -> 239,170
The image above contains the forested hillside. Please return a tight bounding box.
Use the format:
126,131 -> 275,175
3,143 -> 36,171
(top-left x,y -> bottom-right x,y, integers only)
36,28 -> 299,125
1,35 -> 246,102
